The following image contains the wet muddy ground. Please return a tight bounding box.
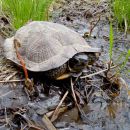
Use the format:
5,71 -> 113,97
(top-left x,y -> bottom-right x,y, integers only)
50,0 -> 130,129
0,0 -> 130,130
51,0 -> 130,85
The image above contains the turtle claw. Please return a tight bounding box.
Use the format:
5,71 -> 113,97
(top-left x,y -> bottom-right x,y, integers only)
56,73 -> 72,80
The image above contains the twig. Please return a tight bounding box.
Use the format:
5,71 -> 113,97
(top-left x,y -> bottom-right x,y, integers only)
51,91 -> 68,122
5,71 -> 18,81
80,65 -> 118,79
70,78 -> 92,124
46,106 -> 68,118
105,60 -> 112,77
89,16 -> 100,36
13,112 -> 44,130
5,107 -> 8,125
0,70 -> 15,75
0,79 -> 25,83
75,90 -> 84,105
70,78 -> 78,105
42,115 -> 57,130
28,125 -> 44,130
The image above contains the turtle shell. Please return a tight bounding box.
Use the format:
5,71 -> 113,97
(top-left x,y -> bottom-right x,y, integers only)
3,21 -> 100,72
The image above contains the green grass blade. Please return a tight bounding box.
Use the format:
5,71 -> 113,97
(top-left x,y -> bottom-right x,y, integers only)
113,0 -> 130,31
1,0 -> 54,29
109,22 -> 114,60
120,49 -> 130,71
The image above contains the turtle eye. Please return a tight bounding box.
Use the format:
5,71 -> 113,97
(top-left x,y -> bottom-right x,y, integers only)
69,58 -> 80,68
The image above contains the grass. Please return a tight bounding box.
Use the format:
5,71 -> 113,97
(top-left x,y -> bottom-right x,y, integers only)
109,23 -> 130,75
109,22 -> 114,61
0,0 -> 54,29
113,0 -> 130,31
120,49 -> 130,71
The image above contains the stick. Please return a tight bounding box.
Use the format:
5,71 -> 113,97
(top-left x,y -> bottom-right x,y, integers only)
70,78 -> 78,105
46,106 -> 68,118
70,78 -> 92,124
0,79 -> 25,83
89,16 -> 100,36
51,91 -> 69,122
5,71 -> 18,81
80,65 -> 117,79
42,115 -> 57,130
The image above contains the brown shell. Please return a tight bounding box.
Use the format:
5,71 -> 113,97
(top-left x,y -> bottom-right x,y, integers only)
3,21 -> 100,72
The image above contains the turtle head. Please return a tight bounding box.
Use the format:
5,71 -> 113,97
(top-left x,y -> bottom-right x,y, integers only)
68,52 -> 100,72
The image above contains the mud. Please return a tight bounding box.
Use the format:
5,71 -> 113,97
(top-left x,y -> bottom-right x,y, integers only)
50,0 -> 130,129
51,0 -> 130,86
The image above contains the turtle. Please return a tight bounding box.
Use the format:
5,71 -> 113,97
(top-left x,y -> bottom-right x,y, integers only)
3,21 -> 101,80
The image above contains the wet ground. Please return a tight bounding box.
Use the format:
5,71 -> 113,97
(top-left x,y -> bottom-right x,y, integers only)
51,0 -> 130,129
0,0 -> 130,130
51,0 -> 130,85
